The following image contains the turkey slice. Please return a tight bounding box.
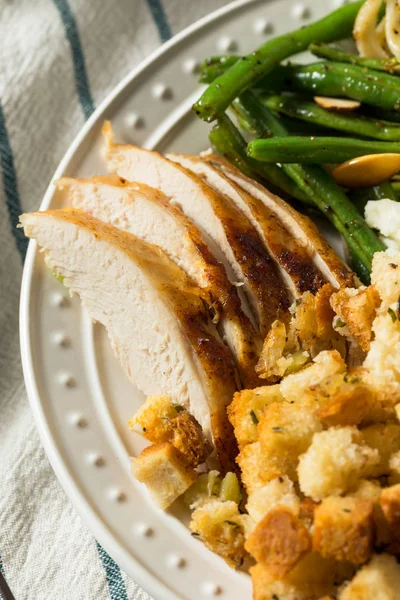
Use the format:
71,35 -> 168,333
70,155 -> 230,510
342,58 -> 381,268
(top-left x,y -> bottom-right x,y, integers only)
168,153 -> 327,299
102,122 -> 290,336
56,175 -> 262,388
203,154 -> 357,290
20,208 -> 238,471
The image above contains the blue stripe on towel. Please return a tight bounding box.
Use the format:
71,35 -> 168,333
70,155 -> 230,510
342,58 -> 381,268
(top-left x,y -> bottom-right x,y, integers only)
96,543 -> 129,600
0,102 -> 28,261
52,0 -> 95,120
145,0 -> 172,43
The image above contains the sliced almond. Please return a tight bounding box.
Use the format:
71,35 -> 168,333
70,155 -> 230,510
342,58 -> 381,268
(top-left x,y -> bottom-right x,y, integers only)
314,96 -> 361,111
332,153 -> 400,188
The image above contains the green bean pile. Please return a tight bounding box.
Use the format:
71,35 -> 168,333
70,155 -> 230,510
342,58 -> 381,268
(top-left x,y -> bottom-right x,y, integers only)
192,1 -> 400,283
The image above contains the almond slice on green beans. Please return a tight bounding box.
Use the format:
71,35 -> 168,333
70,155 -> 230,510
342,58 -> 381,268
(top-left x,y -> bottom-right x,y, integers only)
332,153 -> 400,188
314,96 -> 361,111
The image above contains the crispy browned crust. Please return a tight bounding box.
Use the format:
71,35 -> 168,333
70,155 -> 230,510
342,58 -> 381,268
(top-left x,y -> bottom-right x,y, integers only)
57,175 -> 262,389
171,154 -> 327,297
102,123 -> 290,336
245,507 -> 311,578
206,154 -> 357,290
379,484 -> 400,553
312,497 -> 374,564
330,286 -> 381,352
22,208 -> 239,472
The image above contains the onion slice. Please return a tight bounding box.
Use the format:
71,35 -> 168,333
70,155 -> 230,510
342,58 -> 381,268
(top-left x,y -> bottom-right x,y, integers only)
354,0 -> 389,58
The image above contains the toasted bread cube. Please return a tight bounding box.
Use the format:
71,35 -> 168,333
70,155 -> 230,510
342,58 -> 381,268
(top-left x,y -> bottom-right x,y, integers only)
371,251 -> 400,309
380,484 -> 400,527
245,507 -> 311,578
348,479 -> 389,549
389,450 -> 400,484
228,385 -> 283,447
251,553 -> 341,600
190,499 -> 247,569
246,476 -> 300,523
315,372 -> 383,427
339,554 -> 400,600
131,443 -> 196,509
258,401 -> 322,481
361,423 -> 400,477
256,320 -> 288,380
129,395 -> 178,443
312,496 -> 374,564
280,350 -> 346,403
236,441 -> 282,494
169,412 -> 207,467
364,313 -> 400,409
330,286 -> 380,352
129,395 -> 207,467
298,427 -> 379,501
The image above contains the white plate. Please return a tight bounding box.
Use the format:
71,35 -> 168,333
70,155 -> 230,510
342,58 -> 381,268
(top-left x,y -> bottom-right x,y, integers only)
20,1 -> 345,598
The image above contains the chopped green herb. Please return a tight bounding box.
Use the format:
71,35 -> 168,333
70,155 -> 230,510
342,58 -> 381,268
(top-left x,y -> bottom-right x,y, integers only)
343,508 -> 351,513
272,595 -> 280,600
174,405 -> 185,413
272,427 -> 285,433
52,271 -> 64,283
250,409 -> 259,425
388,307 -> 397,322
335,318 -> 346,328
191,532 -> 200,537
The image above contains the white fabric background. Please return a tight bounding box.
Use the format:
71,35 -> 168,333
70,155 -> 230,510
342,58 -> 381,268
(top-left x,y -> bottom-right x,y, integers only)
0,1 -> 230,598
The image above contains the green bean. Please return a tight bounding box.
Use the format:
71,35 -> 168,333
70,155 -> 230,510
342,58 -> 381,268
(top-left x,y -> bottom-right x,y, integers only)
208,114 -> 309,203
264,61 -> 400,112
199,56 -> 239,84
310,42 -> 400,75
350,181 -> 397,214
262,94 -> 400,141
390,180 -> 400,197
247,136 -> 400,164
193,1 -> 365,122
233,92 -> 385,277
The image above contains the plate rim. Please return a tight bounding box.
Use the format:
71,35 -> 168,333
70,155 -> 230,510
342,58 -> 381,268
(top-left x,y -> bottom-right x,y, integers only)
19,1 -> 258,598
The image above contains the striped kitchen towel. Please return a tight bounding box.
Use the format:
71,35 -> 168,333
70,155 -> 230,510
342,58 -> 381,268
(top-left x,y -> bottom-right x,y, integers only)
0,1 -> 229,598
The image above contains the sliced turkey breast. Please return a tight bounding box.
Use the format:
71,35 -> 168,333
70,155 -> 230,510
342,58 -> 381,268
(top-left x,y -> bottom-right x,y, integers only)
168,153 -> 327,299
102,122 -> 290,336
21,208 -> 238,471
204,154 -> 357,290
56,175 -> 262,388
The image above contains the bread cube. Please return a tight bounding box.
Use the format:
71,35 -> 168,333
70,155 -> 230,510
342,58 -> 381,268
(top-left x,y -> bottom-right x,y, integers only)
339,553 -> 400,600
298,427 -> 379,501
228,384 -> 283,447
129,395 -> 207,467
361,423 -> 400,477
312,496 -> 374,564
258,401 -> 322,481
330,286 -> 380,351
190,499 -> 247,568
170,412 -> 207,467
315,371 -> 384,427
280,350 -> 346,403
251,553 -> 341,600
131,442 -> 196,509
236,441 -> 282,494
371,251 -> 400,309
245,507 -> 311,578
389,450 -> 400,484
380,484 -> 400,529
246,476 -> 300,523
129,395 -> 178,443
363,314 -> 400,409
